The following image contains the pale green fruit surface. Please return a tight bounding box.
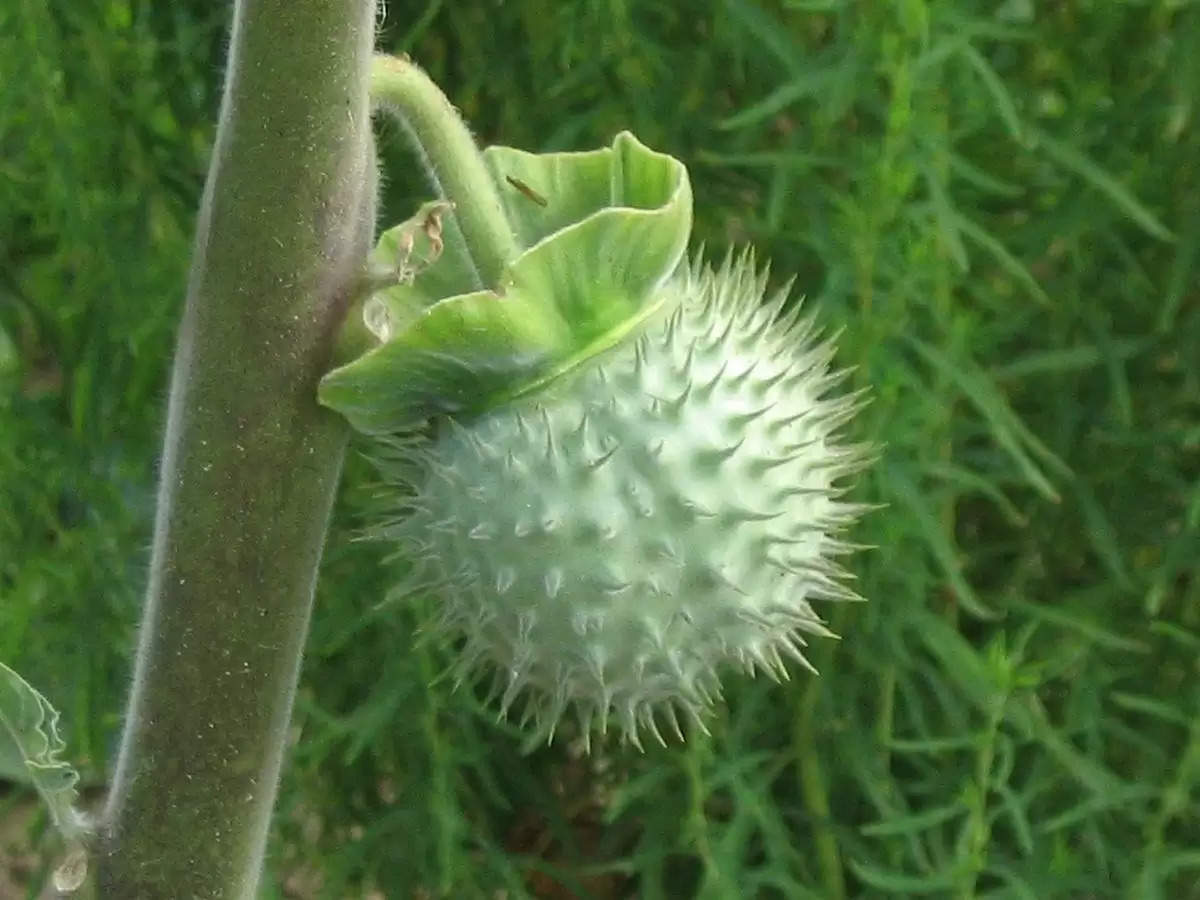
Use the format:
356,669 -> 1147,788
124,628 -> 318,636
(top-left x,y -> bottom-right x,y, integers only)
321,124 -> 871,747
382,253 -> 870,747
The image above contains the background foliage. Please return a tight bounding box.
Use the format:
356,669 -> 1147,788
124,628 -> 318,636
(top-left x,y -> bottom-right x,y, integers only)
2,0 -> 1198,897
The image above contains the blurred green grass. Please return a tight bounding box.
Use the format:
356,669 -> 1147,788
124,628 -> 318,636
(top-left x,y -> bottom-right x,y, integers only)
2,0 -> 1197,897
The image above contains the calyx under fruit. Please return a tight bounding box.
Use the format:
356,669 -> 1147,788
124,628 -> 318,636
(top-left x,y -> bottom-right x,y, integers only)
319,55 -> 872,748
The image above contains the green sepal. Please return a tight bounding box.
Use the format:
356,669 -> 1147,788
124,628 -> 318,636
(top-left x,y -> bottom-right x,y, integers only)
0,661 -> 89,841
320,131 -> 692,433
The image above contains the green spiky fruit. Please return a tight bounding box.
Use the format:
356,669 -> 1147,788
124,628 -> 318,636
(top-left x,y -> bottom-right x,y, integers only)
378,253 -> 870,747
318,77 -> 873,748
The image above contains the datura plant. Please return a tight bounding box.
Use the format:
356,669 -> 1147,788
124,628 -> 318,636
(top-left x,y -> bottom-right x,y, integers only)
319,55 -> 874,749
1,50 -> 873,892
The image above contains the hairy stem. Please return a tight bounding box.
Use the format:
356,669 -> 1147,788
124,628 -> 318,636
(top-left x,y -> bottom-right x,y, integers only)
370,54 -> 519,288
96,0 -> 376,896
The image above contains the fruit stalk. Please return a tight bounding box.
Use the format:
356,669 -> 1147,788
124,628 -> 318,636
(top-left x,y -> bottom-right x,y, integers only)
95,0 -> 376,895
370,55 -> 520,288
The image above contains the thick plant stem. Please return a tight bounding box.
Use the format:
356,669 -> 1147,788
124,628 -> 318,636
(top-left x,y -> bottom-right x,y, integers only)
370,55 -> 519,288
96,0 -> 376,896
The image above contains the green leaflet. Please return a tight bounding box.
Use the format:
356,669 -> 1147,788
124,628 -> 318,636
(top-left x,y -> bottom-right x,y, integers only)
0,661 -> 88,841
0,321 -> 17,378
319,131 -> 692,433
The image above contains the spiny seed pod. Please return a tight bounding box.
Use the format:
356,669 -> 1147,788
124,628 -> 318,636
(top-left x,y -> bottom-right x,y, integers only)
321,64 -> 872,748
387,254 -> 869,747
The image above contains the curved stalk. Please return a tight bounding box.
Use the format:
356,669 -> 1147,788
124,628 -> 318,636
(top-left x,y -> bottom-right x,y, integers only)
370,54 -> 519,288
96,0 -> 377,896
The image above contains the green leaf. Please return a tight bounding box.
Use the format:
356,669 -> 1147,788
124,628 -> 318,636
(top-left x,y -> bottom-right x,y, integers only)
1109,692 -> 1191,727
959,43 -> 1025,143
848,859 -> 959,894
884,462 -> 999,620
0,321 -> 17,378
1016,695 -> 1127,798
321,131 -> 692,433
717,66 -> 842,130
905,336 -> 1070,499
1009,598 -> 1149,654
886,733 -> 987,754
1032,129 -> 1174,242
860,801 -> 967,836
908,611 -> 1005,714
948,209 -> 1051,306
0,661 -> 89,841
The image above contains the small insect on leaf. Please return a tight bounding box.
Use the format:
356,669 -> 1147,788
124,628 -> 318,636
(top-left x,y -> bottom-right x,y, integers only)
505,174 -> 548,207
